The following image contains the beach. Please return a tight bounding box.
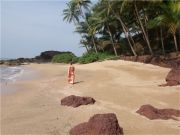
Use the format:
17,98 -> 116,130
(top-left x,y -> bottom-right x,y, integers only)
1,60 -> 180,135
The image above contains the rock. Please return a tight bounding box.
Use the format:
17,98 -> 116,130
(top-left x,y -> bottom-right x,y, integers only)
136,104 -> 180,120
0,60 -> 4,65
167,52 -> 178,59
39,51 -> 61,60
69,113 -> 123,135
0,50 -> 76,65
61,95 -> 95,108
3,60 -> 22,66
136,55 -> 152,63
120,53 -> 180,68
165,68 -> 180,86
34,51 -> 61,62
34,50 -> 76,62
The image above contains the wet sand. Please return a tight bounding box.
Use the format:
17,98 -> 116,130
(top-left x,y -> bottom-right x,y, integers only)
1,61 -> 180,135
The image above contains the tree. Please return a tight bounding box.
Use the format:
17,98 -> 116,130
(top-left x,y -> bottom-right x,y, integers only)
90,1 -> 118,56
148,1 -> 180,52
63,2 -> 80,24
109,0 -> 137,56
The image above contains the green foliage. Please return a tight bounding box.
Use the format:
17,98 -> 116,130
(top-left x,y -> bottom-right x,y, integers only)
52,53 -> 77,63
63,0 -> 180,56
78,52 -> 98,64
72,56 -> 79,63
78,52 -> 114,64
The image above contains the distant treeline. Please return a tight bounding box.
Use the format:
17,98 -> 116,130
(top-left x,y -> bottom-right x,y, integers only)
63,0 -> 180,56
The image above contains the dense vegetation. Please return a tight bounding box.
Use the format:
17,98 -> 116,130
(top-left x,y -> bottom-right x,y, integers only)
63,0 -> 180,56
52,53 -> 78,63
79,52 -> 114,64
52,52 -> 113,64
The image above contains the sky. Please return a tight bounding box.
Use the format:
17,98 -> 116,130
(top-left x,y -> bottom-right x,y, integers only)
1,0 -> 93,59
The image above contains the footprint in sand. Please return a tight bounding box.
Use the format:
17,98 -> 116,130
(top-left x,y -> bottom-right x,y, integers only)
58,85 -> 83,96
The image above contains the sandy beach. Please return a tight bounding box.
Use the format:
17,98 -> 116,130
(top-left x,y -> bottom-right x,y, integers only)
1,60 -> 180,135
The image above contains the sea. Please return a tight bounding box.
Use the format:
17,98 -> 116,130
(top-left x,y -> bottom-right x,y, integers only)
0,66 -> 24,83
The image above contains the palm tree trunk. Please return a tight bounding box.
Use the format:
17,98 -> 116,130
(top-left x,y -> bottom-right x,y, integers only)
123,24 -> 136,47
143,7 -> 149,38
107,26 -> 118,56
79,7 -> 97,53
84,44 -> 89,52
134,2 -> 153,55
119,17 -> 137,56
109,3 -> 136,56
160,28 -> 165,55
118,17 -> 137,56
173,33 -> 179,52
92,36 -> 98,53
134,11 -> 146,42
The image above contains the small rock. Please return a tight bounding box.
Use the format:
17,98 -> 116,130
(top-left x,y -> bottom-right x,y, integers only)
136,104 -> 180,120
61,95 -> 95,108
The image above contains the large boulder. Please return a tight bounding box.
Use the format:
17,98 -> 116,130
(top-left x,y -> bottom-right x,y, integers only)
136,104 -> 180,120
69,113 -> 123,135
61,95 -> 95,108
165,68 -> 180,86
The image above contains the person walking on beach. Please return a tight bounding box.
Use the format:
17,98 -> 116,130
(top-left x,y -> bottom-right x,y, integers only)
68,62 -> 75,84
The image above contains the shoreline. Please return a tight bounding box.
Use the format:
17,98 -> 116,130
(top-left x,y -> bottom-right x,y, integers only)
1,61 -> 180,135
0,65 -> 41,95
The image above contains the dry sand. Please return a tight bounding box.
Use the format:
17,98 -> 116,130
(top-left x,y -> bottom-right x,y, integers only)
1,60 -> 180,135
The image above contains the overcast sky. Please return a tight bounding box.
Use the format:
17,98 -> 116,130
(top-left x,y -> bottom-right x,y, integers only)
1,0 -> 94,59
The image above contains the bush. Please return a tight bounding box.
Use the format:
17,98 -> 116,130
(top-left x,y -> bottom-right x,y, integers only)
72,57 -> 79,63
78,52 -> 98,64
78,52 -> 114,64
52,53 -> 77,63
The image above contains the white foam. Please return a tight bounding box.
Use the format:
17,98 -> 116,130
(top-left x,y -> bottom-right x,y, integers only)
0,66 -> 24,83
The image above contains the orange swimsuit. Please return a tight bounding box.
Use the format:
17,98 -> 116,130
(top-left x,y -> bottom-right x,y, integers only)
68,66 -> 75,84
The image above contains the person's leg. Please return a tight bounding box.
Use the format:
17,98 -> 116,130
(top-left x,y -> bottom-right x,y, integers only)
69,75 -> 75,84
68,75 -> 71,84
72,75 -> 75,84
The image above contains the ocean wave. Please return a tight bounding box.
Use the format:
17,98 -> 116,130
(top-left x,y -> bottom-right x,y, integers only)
0,66 -> 24,83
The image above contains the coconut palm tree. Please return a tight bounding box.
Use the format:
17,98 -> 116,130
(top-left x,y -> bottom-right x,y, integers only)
133,0 -> 154,55
108,0 -> 137,56
63,0 -> 93,52
148,1 -> 180,52
90,1 -> 119,56
63,2 -> 80,24
70,0 -> 91,19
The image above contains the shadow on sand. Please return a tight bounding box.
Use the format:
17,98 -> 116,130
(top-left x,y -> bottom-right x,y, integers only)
74,81 -> 84,84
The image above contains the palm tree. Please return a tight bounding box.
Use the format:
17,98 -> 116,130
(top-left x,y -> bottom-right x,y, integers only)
148,1 -> 180,52
87,17 -> 98,53
70,0 -> 91,19
63,2 -> 80,24
90,1 -> 118,56
63,0 -> 93,53
132,0 -> 154,55
109,0 -> 137,56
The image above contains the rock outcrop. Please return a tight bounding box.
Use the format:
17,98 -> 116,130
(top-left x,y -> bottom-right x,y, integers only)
165,68 -> 180,86
2,60 -> 22,66
61,95 -> 95,108
136,104 -> 180,120
0,50 -> 76,65
35,51 -> 62,62
69,113 -> 123,135
120,52 -> 180,68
